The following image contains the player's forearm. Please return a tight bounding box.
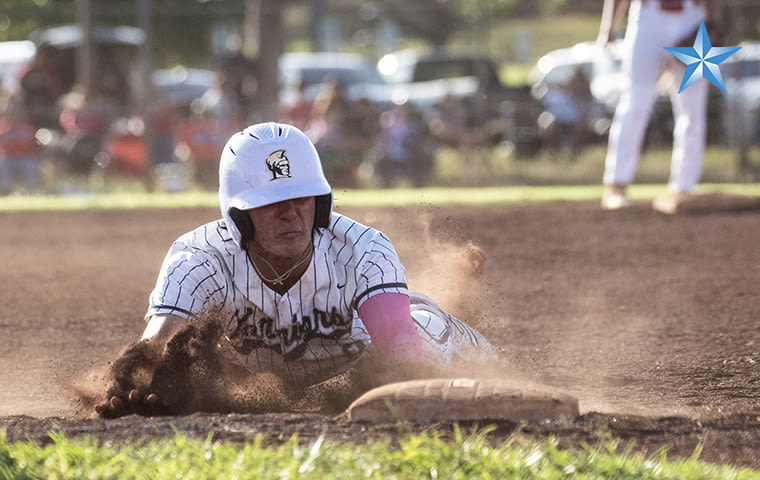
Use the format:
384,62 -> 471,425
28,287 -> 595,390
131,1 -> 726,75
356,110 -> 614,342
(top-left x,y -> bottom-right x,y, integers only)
358,292 -> 425,363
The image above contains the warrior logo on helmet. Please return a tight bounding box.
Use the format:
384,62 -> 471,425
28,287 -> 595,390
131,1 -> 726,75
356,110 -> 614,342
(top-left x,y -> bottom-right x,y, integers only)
265,149 -> 292,180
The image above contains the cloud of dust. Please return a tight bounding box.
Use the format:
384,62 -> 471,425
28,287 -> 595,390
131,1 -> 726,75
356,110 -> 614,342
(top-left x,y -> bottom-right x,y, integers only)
71,317 -> 305,417
71,314 -> 379,417
71,314 -> 527,418
401,212 -> 490,328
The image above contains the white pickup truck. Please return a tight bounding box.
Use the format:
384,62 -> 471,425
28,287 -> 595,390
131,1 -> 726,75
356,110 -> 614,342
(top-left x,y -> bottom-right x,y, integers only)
377,48 -> 543,155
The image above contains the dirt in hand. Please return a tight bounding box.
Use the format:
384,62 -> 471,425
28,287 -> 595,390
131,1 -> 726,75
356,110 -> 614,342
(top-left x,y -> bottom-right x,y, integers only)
86,318 -> 304,417
86,315 -> 442,418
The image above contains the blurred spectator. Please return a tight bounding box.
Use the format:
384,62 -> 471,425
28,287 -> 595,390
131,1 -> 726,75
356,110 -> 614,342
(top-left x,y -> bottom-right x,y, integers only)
175,102 -> 226,190
354,97 -> 381,146
17,43 -> 62,129
97,44 -> 133,112
198,70 -> 248,143
280,80 -> 313,131
565,66 -> 594,156
376,101 -> 434,187
216,34 -> 257,125
0,101 -> 42,195
309,79 -> 373,187
149,88 -> 180,165
539,67 -> 593,160
57,84 -> 120,175
428,93 -> 477,160
100,117 -> 147,177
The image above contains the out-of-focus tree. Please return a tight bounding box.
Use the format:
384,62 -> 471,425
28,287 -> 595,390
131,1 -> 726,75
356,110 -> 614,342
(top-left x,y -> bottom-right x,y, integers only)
0,0 -> 76,41
1,0 -> 248,67
442,0 -> 758,20
2,0 -> 757,59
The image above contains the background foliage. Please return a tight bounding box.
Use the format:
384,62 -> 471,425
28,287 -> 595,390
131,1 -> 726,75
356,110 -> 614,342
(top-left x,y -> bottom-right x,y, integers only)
2,0 -> 758,71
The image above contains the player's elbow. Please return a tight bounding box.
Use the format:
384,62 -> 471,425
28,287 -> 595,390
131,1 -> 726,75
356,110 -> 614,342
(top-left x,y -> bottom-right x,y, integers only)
141,314 -> 189,344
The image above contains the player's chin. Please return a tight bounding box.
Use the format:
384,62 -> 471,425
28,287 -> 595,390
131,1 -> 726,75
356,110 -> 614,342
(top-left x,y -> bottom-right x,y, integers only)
273,235 -> 310,257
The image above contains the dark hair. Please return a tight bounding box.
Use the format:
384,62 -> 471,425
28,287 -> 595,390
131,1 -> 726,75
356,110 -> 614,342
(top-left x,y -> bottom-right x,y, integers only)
230,193 -> 332,245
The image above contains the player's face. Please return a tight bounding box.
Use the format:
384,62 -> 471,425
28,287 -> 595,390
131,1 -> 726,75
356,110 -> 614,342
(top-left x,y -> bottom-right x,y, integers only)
247,196 -> 315,259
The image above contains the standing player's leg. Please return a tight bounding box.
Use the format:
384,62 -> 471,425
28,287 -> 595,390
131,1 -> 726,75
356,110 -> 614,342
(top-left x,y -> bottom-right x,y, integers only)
603,3 -> 663,192
663,3 -> 710,195
667,60 -> 708,194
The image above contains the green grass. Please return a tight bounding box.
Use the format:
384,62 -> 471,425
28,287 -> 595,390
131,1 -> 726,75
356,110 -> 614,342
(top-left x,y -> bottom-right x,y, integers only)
3,144 -> 757,211
333,183 -> 760,207
432,143 -> 753,187
1,182 -> 759,212
2,183 -> 758,211
1,428 -> 757,479
0,190 -> 220,211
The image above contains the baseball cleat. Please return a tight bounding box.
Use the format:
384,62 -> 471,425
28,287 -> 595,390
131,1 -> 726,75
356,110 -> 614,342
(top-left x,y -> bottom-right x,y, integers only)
652,192 -> 690,214
601,190 -> 633,210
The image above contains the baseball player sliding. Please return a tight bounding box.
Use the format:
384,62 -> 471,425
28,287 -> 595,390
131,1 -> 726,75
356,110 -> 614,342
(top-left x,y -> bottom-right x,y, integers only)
96,122 -> 497,417
598,0 -> 724,211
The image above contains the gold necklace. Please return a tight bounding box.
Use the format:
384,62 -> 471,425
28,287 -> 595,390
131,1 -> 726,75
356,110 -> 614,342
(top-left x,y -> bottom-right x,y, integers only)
248,242 -> 313,286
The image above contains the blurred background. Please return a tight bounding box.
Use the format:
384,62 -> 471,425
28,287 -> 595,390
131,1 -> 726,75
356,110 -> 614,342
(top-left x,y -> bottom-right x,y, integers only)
0,0 -> 759,194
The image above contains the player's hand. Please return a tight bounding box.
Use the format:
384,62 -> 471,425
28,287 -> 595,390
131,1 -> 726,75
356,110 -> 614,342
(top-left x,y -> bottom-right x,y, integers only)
94,389 -> 166,418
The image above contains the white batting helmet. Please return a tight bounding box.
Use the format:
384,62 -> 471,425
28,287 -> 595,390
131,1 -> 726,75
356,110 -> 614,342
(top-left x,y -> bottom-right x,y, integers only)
219,122 -> 333,247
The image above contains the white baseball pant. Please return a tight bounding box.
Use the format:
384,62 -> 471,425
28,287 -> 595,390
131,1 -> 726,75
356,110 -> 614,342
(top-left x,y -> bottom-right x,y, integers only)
604,0 -> 708,193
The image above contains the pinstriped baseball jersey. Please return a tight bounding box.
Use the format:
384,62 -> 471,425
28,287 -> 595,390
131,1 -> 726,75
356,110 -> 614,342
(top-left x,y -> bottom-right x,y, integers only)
147,212 -> 408,387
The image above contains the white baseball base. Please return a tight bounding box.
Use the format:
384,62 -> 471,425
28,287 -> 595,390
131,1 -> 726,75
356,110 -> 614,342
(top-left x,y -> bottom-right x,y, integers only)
345,377 -> 579,423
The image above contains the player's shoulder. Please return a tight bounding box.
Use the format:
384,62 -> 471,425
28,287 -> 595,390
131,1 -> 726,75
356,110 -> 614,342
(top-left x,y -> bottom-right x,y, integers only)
174,219 -> 239,252
315,212 -> 395,256
319,212 -> 376,242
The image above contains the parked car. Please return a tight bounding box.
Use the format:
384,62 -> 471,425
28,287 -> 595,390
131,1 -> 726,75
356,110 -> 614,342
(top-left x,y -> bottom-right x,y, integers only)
0,40 -> 35,96
529,41 -> 623,147
22,24 -> 145,176
531,39 -> 731,149
28,24 -> 145,110
278,51 -> 392,110
377,47 -> 544,156
152,66 -> 216,115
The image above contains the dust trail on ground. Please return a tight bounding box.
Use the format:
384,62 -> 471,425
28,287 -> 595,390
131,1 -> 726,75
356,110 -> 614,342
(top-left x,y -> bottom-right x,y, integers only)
538,282 -> 700,418
384,209 -> 530,386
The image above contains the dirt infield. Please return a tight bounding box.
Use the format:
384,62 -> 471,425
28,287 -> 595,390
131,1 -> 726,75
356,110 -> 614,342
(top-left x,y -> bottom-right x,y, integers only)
2,200 -> 760,468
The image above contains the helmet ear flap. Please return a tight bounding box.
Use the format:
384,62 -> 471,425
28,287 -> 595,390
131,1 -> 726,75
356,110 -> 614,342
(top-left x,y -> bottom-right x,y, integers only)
229,207 -> 255,245
314,193 -> 332,229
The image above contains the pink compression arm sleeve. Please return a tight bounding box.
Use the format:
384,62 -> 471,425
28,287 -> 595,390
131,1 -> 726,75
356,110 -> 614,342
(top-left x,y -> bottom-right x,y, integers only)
358,292 -> 425,362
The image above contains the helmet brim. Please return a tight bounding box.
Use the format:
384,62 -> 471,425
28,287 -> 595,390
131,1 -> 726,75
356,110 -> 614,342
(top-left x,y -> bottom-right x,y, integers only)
226,177 -> 331,213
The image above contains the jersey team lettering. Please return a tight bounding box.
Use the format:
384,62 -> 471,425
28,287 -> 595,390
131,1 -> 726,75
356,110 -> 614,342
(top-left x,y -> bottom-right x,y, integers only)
227,305 -> 352,359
